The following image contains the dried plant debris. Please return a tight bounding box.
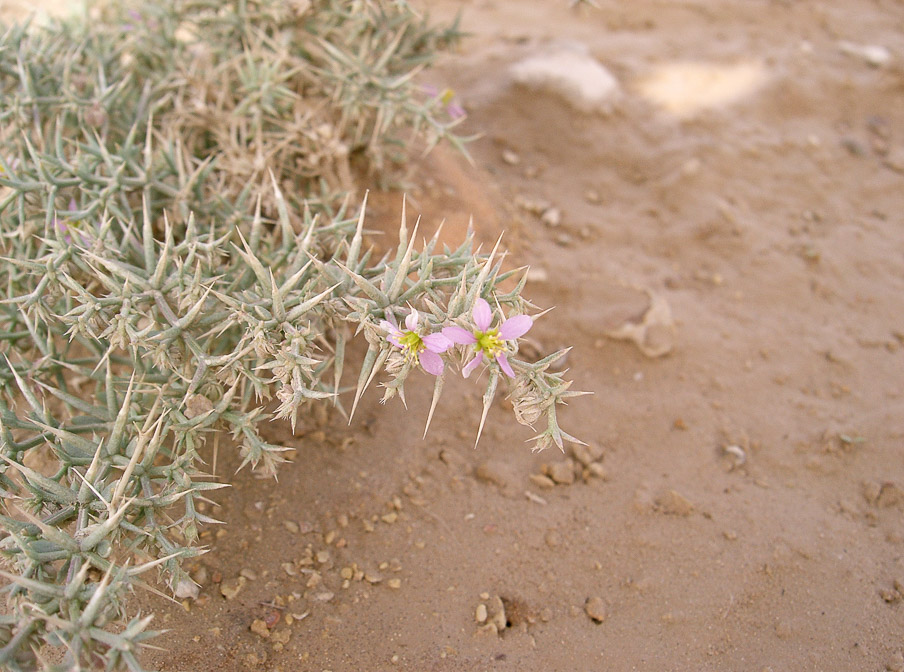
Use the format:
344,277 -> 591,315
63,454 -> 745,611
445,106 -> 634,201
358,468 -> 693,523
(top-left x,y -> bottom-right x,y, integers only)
0,1 -> 584,669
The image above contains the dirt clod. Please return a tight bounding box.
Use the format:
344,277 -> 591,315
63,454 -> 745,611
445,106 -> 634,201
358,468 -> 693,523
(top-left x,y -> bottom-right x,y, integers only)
249,619 -> 270,639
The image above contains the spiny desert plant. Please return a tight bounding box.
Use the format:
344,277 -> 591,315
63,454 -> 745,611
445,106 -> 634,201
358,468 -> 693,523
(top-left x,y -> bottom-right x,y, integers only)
0,1 -> 583,669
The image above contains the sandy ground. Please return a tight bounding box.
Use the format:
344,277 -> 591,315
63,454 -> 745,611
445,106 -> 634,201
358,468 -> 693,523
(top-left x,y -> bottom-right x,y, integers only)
6,1 -> 904,670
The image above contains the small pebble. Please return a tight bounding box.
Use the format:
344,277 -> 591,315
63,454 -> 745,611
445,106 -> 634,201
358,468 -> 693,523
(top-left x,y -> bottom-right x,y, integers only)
546,460 -> 576,485
541,207 -> 562,227
584,189 -> 601,204
387,578 -> 402,589
381,512 -> 398,524
174,578 -> 199,601
283,520 -> 299,534
586,463 -> 608,480
488,596 -> 507,631
571,443 -> 603,467
585,597 -> 607,623
239,568 -> 258,581
502,149 -> 521,165
529,473 -> 556,490
526,266 -> 549,283
475,603 -> 488,623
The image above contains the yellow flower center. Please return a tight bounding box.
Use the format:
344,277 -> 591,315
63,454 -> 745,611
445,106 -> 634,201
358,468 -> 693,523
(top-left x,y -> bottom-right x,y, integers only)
475,329 -> 503,357
398,330 -> 425,362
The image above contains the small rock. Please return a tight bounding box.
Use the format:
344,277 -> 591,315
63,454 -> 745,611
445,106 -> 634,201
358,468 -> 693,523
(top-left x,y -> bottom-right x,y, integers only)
387,578 -> 402,589
340,566 -> 354,580
313,591 -> 335,602
570,443 -> 603,467
541,207 -> 562,227
887,651 -> 904,672
263,610 -> 280,628
364,570 -> 383,584
586,463 -> 608,480
526,267 -> 549,283
514,195 -> 552,215
475,603 -> 488,623
501,149 -> 521,165
545,531 -> 561,548
655,489 -> 694,516
239,568 -> 258,581
839,41 -> 892,67
249,619 -> 270,639
488,596 -> 507,631
585,597 -> 607,623
219,576 -> 246,600
381,512 -> 398,524
316,550 -> 330,564
529,473 -> 556,490
584,189 -> 601,204
880,588 -> 901,603
546,460 -> 576,485
476,622 -> 499,638
174,578 -> 199,601
283,520 -> 299,534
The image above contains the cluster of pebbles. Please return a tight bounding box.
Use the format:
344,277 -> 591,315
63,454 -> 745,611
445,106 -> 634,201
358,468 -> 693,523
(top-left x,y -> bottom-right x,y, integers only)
530,443 -> 608,490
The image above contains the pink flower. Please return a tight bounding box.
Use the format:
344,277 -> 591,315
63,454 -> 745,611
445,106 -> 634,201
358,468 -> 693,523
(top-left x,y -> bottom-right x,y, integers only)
380,309 -> 452,376
422,85 -> 467,121
443,298 -> 533,378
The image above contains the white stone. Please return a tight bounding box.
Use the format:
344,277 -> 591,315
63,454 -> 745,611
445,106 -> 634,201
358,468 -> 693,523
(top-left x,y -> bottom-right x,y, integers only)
839,41 -> 892,67
510,45 -> 619,113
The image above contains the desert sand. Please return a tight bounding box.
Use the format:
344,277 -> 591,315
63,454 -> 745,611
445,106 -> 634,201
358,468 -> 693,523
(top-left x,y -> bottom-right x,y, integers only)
5,1 -> 904,670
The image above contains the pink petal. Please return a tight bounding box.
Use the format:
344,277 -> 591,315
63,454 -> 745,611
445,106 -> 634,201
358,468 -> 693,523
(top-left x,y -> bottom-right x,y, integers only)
379,320 -> 401,339
422,332 -> 452,353
442,326 -> 477,345
386,334 -> 401,348
405,310 -> 419,331
462,354 -> 484,379
496,353 -> 515,378
473,298 -> 492,332
384,312 -> 399,329
499,314 -> 532,340
419,350 -> 444,376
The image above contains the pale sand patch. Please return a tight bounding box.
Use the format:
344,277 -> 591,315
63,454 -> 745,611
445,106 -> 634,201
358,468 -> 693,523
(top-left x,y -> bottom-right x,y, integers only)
0,0 -> 84,25
636,60 -> 769,117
